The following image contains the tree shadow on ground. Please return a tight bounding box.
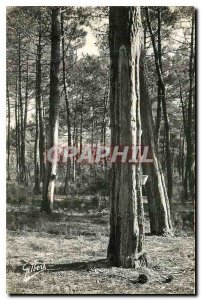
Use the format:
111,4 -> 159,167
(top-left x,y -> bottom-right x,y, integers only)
6,208 -> 110,238
7,258 -> 110,274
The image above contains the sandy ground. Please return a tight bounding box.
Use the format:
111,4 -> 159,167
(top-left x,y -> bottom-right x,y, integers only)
6,205 -> 195,295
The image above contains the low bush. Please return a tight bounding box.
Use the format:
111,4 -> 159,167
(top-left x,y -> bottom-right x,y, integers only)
6,182 -> 32,205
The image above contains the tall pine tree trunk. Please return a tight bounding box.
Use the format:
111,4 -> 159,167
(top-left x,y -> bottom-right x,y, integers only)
72,98 -> 78,182
145,7 -> 173,203
80,95 -> 84,156
101,80 -> 109,166
184,10 -> 195,202
7,81 -> 11,181
41,7 -> 61,213
23,55 -> 29,185
18,31 -> 26,184
15,77 -> 20,181
155,7 -> 162,147
34,100 -> 40,193
61,12 -> 72,196
107,7 -> 146,268
36,22 -> 46,190
140,51 -> 173,235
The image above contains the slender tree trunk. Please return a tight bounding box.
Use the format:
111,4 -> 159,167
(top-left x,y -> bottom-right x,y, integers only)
178,82 -> 187,189
184,11 -> 195,202
72,99 -> 78,182
102,79 -> 109,145
80,95 -> 84,155
181,132 -> 185,185
23,56 -> 29,185
101,80 -> 109,166
7,82 -> 11,181
78,94 -> 84,182
107,7 -> 147,268
41,7 -> 61,213
140,51 -> 173,235
24,57 -> 28,147
18,31 -> 25,184
34,100 -> 40,193
145,7 -> 173,203
178,131 -> 181,178
15,77 -> 20,182
155,7 -> 162,146
34,25 -> 43,194
36,24 -> 46,190
91,98 -> 94,147
61,12 -> 72,196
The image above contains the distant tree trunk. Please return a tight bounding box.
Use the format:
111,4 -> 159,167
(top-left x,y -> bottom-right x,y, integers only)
23,56 -> 29,185
18,31 -> 26,184
78,94 -> 84,182
91,98 -> 94,147
72,98 -> 78,182
178,128 -> 185,182
24,56 -> 28,144
181,132 -> 185,184
36,21 -> 46,190
80,94 -> 84,155
178,81 -> 187,187
155,7 -> 162,147
34,100 -> 40,193
145,7 -> 173,203
184,11 -> 195,202
7,82 -> 11,181
101,80 -> 109,166
140,52 -> 173,235
15,77 -> 20,181
34,24 -> 43,194
107,6 -> 147,268
61,12 -> 72,196
41,7 -> 61,213
101,79 -> 109,146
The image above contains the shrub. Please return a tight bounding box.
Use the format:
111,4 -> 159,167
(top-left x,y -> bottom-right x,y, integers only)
6,182 -> 32,205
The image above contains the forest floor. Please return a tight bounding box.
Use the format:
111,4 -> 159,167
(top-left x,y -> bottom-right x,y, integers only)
6,203 -> 195,295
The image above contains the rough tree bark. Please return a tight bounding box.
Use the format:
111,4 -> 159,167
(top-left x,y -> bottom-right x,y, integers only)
107,6 -> 147,268
140,51 -> 173,235
41,7 -> 61,213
